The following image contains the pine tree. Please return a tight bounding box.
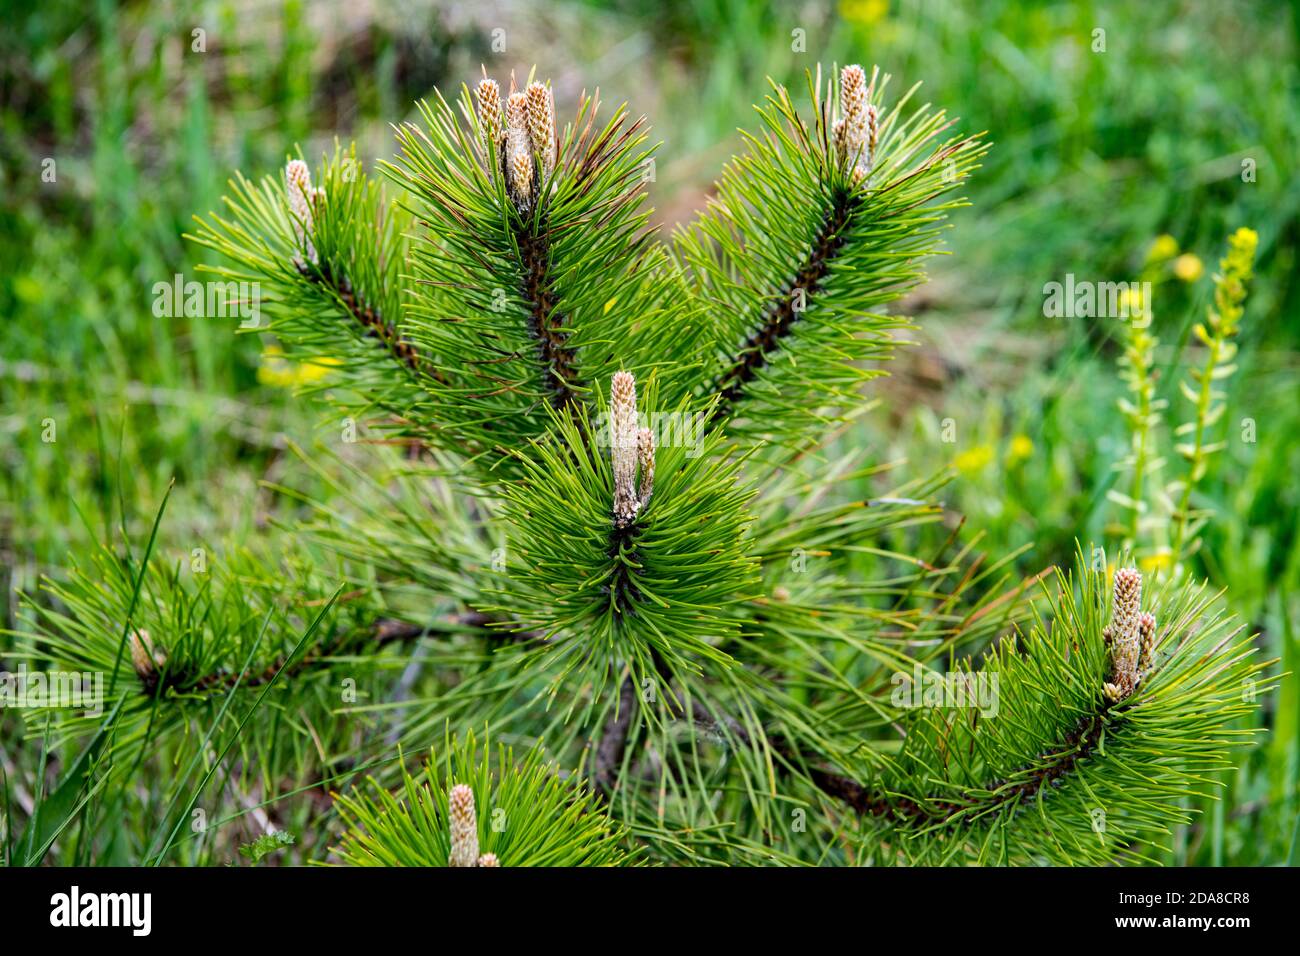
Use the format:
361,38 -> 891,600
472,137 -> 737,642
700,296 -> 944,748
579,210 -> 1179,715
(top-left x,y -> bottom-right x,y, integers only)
11,64 -> 1270,867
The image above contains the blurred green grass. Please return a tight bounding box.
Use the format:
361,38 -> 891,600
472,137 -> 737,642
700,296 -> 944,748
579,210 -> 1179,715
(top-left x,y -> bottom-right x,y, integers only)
2,0 -> 1297,864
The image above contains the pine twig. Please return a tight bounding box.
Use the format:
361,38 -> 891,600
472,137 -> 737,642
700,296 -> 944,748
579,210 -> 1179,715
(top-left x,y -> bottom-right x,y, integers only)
297,260 -> 433,381
131,612 -> 534,697
709,192 -> 861,426
593,675 -> 639,796
516,227 -> 580,411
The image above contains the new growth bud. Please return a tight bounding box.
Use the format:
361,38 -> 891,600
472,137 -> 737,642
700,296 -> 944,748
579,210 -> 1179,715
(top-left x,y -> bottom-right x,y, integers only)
636,427 -> 655,509
837,64 -> 877,185
477,853 -> 499,867
476,76 -> 505,151
447,783 -> 480,867
1103,568 -> 1151,702
611,371 -> 639,527
610,372 -> 655,528
526,81 -> 557,181
1137,611 -> 1158,676
506,91 -> 534,211
284,159 -> 320,265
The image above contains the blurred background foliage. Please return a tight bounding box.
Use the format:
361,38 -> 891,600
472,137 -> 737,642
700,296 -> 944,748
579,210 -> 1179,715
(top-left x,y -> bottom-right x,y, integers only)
1,0 -> 1297,864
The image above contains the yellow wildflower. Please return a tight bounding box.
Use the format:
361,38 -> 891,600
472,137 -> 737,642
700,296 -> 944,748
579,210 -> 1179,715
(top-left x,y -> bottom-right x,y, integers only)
1007,434 -> 1034,464
1139,551 -> 1174,574
840,0 -> 889,26
258,344 -> 341,388
1146,234 -> 1178,263
1223,227 -> 1258,273
1172,253 -> 1203,282
1118,286 -> 1144,316
953,444 -> 994,473
1209,227 -> 1259,336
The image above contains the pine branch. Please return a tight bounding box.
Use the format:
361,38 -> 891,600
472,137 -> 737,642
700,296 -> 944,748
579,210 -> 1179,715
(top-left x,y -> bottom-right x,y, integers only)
188,146 -> 436,434
677,67 -> 988,445
388,83 -> 689,475
831,556 -> 1272,864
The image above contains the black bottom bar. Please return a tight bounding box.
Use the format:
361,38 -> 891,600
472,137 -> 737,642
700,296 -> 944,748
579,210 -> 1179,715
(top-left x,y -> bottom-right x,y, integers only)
1,866 -> 1291,942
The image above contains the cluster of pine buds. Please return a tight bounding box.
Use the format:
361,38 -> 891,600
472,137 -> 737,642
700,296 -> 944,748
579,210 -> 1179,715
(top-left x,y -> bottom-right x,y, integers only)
476,71 -> 557,212
610,371 -> 655,529
447,783 -> 499,867
833,64 -> 879,185
1103,568 -> 1159,702
284,159 -> 324,265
